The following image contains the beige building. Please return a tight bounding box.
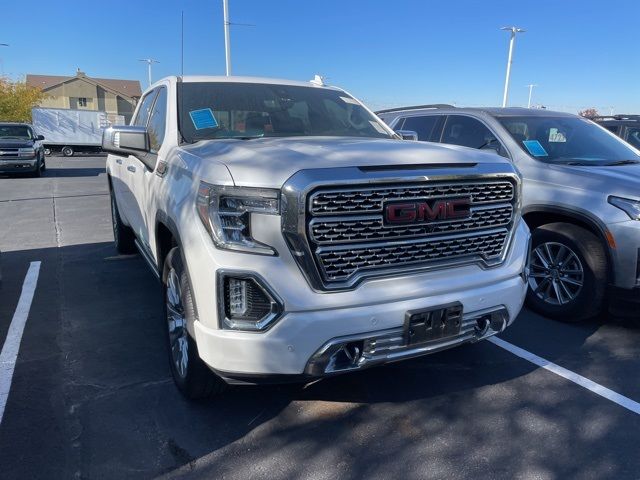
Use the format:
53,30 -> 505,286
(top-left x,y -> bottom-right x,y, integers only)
26,69 -> 142,123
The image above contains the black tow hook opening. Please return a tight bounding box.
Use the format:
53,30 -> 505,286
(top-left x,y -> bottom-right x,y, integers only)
333,341 -> 364,370
475,314 -> 492,334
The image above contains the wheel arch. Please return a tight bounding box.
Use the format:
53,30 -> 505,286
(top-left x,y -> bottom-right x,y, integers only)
522,204 -> 614,282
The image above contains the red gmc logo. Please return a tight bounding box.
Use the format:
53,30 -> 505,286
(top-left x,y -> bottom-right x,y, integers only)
384,198 -> 472,224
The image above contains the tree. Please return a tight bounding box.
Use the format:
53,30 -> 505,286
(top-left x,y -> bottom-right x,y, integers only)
0,78 -> 45,122
578,108 -> 599,119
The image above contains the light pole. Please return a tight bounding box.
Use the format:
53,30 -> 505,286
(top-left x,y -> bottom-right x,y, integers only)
0,43 -> 8,78
501,26 -> 525,108
526,84 -> 538,108
223,0 -> 231,75
138,58 -> 159,87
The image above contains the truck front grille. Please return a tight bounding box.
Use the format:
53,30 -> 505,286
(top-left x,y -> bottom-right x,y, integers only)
305,179 -> 518,287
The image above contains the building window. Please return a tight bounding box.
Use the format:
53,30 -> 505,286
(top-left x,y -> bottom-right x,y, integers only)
78,97 -> 87,107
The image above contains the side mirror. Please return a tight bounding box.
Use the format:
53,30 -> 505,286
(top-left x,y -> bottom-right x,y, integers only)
36,135 -> 45,141
102,126 -> 150,156
395,129 -> 419,141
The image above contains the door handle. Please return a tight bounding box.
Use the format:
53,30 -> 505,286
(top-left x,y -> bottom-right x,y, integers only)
115,158 -> 123,165
127,165 -> 136,173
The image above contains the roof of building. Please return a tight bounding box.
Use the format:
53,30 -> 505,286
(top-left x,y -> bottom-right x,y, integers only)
26,71 -> 142,98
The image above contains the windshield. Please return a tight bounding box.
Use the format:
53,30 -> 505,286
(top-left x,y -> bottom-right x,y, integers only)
497,115 -> 640,165
177,82 -> 392,143
0,125 -> 33,140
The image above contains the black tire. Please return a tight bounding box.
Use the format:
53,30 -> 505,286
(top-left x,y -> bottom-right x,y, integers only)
110,189 -> 136,254
163,247 -> 227,399
41,155 -> 46,172
526,223 -> 607,322
29,156 -> 42,178
62,146 -> 74,157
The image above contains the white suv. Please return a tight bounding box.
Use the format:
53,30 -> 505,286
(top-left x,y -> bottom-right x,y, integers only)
103,76 -> 530,398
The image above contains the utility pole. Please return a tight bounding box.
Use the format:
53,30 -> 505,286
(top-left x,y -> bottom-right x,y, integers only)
138,58 -> 159,87
223,0 -> 231,76
501,26 -> 525,108
526,84 -> 538,108
0,44 -> 8,78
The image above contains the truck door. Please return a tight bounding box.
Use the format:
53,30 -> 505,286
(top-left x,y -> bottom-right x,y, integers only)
120,89 -> 158,243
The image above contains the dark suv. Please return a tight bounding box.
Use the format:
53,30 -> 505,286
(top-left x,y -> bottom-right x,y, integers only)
592,115 -> 640,150
0,123 -> 46,177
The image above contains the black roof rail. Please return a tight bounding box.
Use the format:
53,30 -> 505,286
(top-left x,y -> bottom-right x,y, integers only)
592,114 -> 640,121
375,104 -> 455,115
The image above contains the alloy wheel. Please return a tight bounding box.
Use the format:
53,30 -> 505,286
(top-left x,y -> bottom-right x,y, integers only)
166,268 -> 189,378
528,241 -> 584,306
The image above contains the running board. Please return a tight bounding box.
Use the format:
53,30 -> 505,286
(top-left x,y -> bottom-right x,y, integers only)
135,239 -> 160,280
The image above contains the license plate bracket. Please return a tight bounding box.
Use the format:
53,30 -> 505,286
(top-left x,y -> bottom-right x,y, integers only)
404,302 -> 463,346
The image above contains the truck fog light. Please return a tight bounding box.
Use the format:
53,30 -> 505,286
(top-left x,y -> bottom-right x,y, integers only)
218,272 -> 283,331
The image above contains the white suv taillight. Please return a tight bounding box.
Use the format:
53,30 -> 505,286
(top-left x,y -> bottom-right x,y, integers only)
197,182 -> 280,255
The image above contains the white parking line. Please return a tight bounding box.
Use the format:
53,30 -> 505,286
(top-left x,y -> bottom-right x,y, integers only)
0,261 -> 41,425
488,336 -> 640,415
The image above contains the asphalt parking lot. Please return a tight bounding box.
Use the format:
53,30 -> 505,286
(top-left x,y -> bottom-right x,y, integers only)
1,156 -> 639,480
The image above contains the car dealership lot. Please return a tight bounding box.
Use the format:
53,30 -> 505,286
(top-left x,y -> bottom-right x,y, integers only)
1,156 -> 639,480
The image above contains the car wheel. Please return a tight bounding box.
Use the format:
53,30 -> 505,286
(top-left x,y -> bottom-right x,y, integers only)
163,247 -> 227,399
110,189 -> 136,254
41,155 -> 46,172
62,146 -> 74,157
526,223 -> 607,322
29,156 -> 42,178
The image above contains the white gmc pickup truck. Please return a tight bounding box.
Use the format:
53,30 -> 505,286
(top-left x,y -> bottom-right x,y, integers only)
103,76 -> 530,399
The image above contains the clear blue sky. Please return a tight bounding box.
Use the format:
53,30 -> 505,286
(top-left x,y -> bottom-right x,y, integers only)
2,0 -> 638,114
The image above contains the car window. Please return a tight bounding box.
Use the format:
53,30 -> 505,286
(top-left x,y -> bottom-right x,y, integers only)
392,117 -> 405,130
147,87 -> 168,153
604,125 -> 620,134
0,125 -> 33,140
625,127 -> 640,149
401,115 -> 440,141
177,82 -> 392,142
441,115 -> 501,151
133,91 -> 157,127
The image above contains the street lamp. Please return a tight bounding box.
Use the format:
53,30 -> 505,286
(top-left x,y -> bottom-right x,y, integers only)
0,44 -> 8,78
501,26 -> 525,108
526,84 -> 538,108
138,58 -> 159,87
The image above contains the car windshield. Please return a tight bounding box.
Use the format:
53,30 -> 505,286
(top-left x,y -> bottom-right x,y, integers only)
0,125 -> 33,140
497,115 -> 640,165
177,82 -> 392,143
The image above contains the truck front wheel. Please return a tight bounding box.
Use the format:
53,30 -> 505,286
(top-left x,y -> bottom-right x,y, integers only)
163,247 -> 227,399
526,223 -> 607,322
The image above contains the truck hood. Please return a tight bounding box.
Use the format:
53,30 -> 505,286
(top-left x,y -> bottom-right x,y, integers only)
182,136 -> 512,188
0,139 -> 34,149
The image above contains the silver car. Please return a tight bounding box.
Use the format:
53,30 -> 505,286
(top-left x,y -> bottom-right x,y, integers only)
377,106 -> 640,322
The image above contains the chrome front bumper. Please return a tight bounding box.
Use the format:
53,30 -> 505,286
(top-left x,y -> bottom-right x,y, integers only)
305,306 -> 510,376
0,158 -> 37,172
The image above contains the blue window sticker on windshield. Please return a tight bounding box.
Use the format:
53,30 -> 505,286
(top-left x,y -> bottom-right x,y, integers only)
522,140 -> 548,157
189,108 -> 218,130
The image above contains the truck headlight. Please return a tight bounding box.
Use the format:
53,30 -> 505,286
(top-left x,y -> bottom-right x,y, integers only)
217,272 -> 283,331
197,182 -> 280,255
608,196 -> 640,221
18,148 -> 36,158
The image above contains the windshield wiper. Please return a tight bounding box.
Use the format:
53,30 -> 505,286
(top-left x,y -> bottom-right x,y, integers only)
605,160 -> 640,166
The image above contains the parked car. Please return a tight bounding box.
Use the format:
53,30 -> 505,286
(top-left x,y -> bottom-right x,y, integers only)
102,76 -> 530,398
32,107 -> 123,157
377,106 -> 640,321
0,122 -> 46,177
592,115 -> 640,150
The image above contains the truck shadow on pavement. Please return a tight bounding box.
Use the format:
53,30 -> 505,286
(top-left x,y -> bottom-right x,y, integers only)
1,243 -> 639,480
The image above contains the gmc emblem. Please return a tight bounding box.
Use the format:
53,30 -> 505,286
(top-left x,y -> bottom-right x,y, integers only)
384,198 -> 472,225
